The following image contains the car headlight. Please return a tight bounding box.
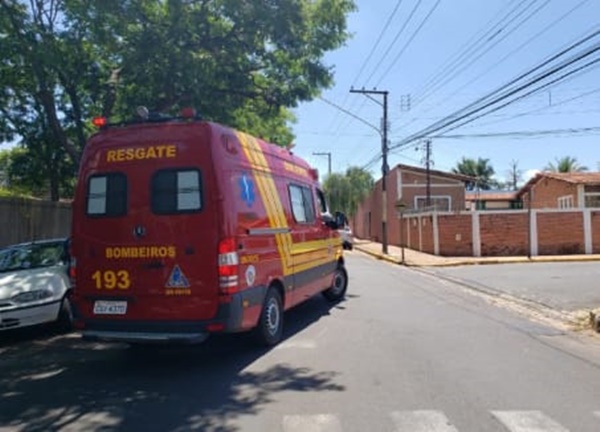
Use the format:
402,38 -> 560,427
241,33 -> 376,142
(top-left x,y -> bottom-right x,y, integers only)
11,289 -> 54,304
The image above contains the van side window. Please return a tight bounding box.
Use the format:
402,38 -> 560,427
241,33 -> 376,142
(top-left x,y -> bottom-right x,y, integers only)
316,189 -> 328,214
86,173 -> 127,217
289,184 -> 315,224
152,169 -> 202,214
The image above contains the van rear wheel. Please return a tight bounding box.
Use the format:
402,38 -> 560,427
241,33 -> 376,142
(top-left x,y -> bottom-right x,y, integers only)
254,287 -> 284,346
322,265 -> 348,302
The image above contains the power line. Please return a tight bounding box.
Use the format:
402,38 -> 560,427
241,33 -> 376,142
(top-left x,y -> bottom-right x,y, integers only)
374,0 -> 443,86
435,54 -> 600,136
352,0 -> 404,86
410,0 -> 532,104
412,0 -> 589,121
326,1 -> 405,135
412,0 -> 552,111
431,126 -> 600,139
318,96 -> 380,134
362,0 -> 422,85
389,30 -> 600,151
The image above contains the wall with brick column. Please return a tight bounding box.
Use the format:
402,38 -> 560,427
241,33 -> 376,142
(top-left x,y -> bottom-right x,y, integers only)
536,211 -> 584,254
479,212 -> 529,256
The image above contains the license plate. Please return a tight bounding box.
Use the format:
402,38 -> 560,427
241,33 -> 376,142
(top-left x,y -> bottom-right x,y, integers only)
93,300 -> 127,315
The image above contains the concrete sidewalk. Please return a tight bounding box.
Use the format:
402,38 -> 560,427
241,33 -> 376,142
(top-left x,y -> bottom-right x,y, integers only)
353,239 -> 600,267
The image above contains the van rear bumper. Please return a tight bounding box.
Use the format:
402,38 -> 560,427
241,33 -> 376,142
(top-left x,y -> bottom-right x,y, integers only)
73,285 -> 267,344
82,329 -> 209,344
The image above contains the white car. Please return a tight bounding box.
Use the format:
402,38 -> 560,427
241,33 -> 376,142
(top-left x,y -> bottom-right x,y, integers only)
0,238 -> 73,332
339,225 -> 354,250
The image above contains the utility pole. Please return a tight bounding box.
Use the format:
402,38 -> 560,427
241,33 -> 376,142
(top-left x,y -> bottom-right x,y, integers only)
424,139 -> 432,207
350,87 -> 389,254
312,152 -> 332,176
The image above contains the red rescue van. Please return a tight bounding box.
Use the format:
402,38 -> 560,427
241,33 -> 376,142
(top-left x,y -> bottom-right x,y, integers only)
70,110 -> 347,346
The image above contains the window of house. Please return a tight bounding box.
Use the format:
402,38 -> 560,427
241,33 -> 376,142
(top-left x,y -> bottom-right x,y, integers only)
86,173 -> 127,217
289,184 -> 315,223
152,169 -> 202,214
415,196 -> 451,211
557,195 -> 574,209
584,193 -> 600,208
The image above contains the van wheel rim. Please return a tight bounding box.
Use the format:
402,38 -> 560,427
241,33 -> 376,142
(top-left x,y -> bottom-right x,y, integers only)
266,298 -> 280,335
331,271 -> 345,296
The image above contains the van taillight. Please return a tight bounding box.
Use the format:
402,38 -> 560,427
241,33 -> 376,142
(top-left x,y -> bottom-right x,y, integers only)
69,257 -> 77,283
218,238 -> 239,293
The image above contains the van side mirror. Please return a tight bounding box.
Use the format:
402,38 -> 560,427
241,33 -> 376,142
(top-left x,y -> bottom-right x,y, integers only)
334,211 -> 347,229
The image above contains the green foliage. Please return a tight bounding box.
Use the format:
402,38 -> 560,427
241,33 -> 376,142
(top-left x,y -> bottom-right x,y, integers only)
323,166 -> 374,217
544,156 -> 588,173
0,0 -> 355,200
452,157 -> 498,190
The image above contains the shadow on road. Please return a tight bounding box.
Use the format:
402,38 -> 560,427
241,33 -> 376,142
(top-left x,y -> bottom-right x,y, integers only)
0,296 -> 348,431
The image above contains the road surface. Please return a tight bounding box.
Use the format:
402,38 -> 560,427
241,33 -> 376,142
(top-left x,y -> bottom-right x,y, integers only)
1,252 -> 600,431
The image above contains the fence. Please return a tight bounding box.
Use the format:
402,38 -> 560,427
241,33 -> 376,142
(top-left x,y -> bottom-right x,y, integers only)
391,208 -> 599,257
0,197 -> 72,247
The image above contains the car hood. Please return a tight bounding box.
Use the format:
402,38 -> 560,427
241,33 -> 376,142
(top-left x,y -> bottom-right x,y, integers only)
0,266 -> 68,300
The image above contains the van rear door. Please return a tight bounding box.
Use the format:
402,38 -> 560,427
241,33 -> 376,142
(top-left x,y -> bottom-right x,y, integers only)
74,123 -> 221,323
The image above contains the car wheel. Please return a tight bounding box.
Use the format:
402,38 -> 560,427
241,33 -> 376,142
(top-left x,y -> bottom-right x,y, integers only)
55,296 -> 73,333
254,287 -> 284,346
322,264 -> 348,302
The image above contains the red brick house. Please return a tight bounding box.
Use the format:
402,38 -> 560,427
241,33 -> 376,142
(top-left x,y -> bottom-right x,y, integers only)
465,191 -> 522,210
517,172 -> 600,209
353,164 -> 472,242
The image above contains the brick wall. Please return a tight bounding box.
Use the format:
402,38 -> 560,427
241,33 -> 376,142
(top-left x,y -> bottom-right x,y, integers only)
397,209 -> 594,257
592,211 -> 600,254
537,211 -> 584,254
437,214 -> 473,256
480,212 -> 528,256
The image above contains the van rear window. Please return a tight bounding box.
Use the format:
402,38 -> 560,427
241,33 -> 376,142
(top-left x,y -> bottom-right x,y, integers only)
152,169 -> 202,214
86,173 -> 127,217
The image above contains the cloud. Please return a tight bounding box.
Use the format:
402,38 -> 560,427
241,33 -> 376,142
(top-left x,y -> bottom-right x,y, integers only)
524,169 -> 540,181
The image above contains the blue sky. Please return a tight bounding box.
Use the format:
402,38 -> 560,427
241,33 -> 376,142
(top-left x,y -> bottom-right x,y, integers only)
292,0 -> 600,185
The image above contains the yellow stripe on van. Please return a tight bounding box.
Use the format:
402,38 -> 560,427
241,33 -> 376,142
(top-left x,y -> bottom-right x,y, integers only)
235,132 -> 294,275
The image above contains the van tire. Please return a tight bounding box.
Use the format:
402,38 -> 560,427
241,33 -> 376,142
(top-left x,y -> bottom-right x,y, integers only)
322,264 -> 348,302
254,287 -> 284,346
55,296 -> 73,333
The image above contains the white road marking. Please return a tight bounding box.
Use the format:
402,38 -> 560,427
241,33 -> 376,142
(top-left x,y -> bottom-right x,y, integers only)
282,414 -> 342,432
491,411 -> 569,432
274,339 -> 317,349
390,410 -> 459,432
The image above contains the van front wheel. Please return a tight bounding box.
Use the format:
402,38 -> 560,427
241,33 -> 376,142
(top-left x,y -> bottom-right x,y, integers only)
254,287 -> 284,346
322,265 -> 348,302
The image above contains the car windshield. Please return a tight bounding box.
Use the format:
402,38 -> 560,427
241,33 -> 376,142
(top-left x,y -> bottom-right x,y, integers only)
0,242 -> 65,273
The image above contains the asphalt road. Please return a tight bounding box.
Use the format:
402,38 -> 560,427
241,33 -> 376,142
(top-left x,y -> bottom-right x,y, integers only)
425,262 -> 600,312
2,252 -> 600,431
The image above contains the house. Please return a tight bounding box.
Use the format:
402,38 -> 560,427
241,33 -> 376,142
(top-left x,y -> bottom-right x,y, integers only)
517,172 -> 600,209
353,164 -> 472,242
465,191 -> 522,210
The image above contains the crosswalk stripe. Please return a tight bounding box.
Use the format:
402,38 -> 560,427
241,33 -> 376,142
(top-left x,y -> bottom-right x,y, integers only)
282,414 -> 342,432
390,410 -> 459,432
491,411 -> 569,432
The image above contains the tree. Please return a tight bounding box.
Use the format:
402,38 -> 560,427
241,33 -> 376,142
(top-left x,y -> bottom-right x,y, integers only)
544,156 -> 588,173
451,157 -> 497,190
505,159 -> 523,190
322,167 -> 374,217
0,0 -> 356,200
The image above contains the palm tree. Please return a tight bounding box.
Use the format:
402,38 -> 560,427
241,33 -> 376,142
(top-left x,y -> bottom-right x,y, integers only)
452,157 -> 497,190
544,156 -> 588,173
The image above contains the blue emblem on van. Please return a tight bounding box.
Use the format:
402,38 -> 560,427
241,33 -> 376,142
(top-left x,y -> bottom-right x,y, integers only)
239,174 -> 256,208
166,265 -> 190,288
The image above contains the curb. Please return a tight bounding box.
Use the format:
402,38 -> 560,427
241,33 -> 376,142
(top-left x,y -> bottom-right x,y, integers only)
354,245 -> 600,268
